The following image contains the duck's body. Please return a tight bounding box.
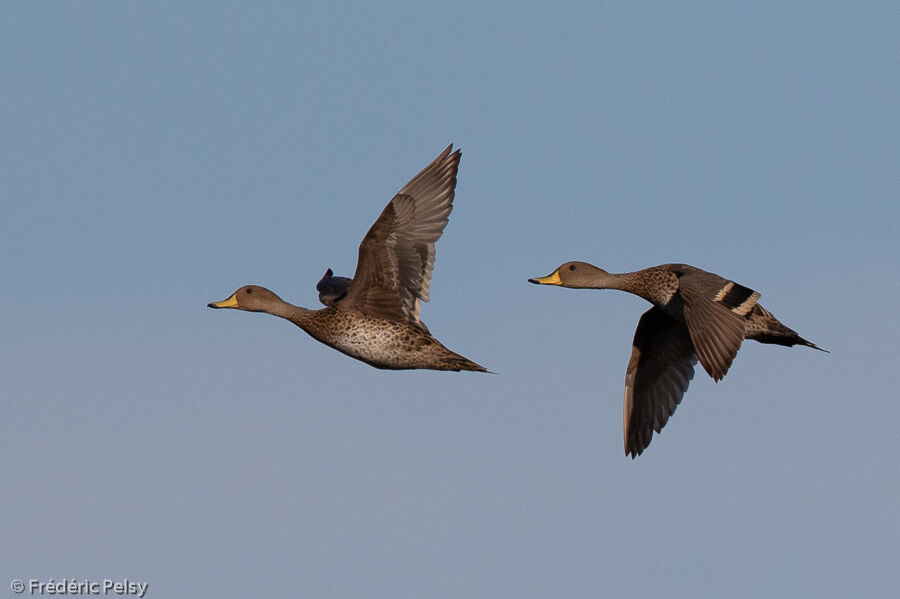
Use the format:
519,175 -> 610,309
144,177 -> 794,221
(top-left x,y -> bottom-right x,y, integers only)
209,145 -> 486,373
315,310 -> 483,371
578,263 -> 820,355
529,262 -> 825,457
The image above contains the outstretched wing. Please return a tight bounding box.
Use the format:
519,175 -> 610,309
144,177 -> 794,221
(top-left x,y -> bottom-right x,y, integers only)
677,270 -> 759,381
341,145 -> 460,331
624,307 -> 698,458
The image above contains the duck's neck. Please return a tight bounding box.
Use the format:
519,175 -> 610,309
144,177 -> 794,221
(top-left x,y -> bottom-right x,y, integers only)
598,271 -> 642,293
574,266 -> 642,293
268,300 -> 315,325
591,267 -> 673,305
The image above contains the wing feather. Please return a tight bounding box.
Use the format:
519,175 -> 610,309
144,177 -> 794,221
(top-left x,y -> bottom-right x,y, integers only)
677,271 -> 758,381
624,307 -> 698,458
342,146 -> 460,330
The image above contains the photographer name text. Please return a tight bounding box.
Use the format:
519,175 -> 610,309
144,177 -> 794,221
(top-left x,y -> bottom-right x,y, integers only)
11,579 -> 148,598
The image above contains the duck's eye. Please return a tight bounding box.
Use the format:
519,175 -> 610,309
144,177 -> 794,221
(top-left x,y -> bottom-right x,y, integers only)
246,288 -> 253,295
569,264 -> 576,271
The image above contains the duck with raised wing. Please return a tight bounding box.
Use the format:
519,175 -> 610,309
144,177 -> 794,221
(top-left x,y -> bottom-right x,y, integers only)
209,145 -> 486,372
529,262 -> 825,457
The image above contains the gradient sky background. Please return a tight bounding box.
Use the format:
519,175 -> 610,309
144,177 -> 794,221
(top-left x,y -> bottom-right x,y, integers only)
2,2 -> 898,598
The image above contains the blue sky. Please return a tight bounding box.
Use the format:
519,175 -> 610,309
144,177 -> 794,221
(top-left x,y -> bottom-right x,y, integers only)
2,2 -> 898,597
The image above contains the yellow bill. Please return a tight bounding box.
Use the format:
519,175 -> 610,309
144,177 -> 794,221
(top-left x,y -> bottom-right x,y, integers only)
528,270 -> 562,285
208,293 -> 239,309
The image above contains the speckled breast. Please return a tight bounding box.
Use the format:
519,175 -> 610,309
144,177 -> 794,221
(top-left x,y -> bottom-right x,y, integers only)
301,309 -> 452,370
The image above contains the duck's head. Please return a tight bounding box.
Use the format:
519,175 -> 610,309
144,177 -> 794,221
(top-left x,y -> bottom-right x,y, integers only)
207,285 -> 284,312
528,261 -> 610,289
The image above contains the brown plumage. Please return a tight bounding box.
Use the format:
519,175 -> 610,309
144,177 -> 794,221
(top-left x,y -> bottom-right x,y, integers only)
529,262 -> 825,457
209,145 -> 486,372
